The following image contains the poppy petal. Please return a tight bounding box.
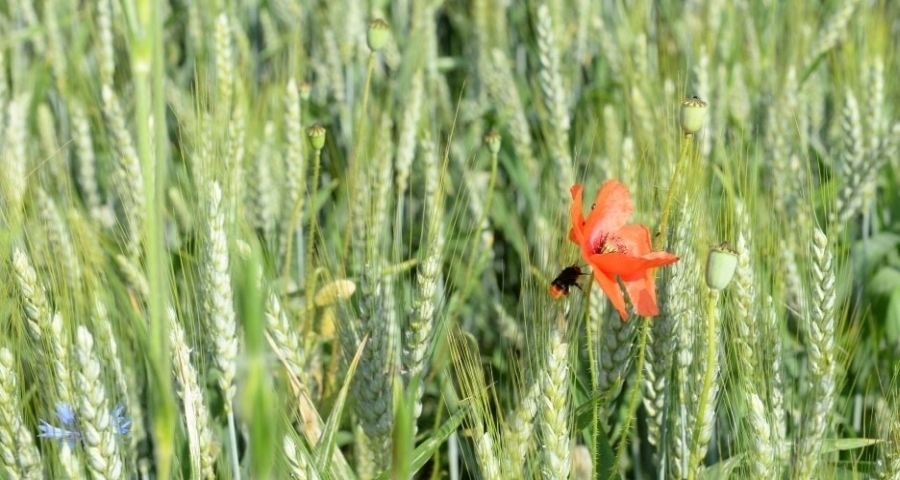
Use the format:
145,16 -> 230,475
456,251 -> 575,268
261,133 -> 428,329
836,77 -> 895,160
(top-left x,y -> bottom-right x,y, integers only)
587,252 -> 678,277
589,264 -> 629,320
621,270 -> 660,317
584,181 -> 634,245
569,185 -> 586,246
642,251 -> 681,265
616,224 -> 653,257
589,253 -> 645,275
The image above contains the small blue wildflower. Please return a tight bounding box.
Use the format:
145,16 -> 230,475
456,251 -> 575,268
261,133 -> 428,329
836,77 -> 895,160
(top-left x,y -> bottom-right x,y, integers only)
111,404 -> 132,435
38,403 -> 80,447
37,402 -> 132,446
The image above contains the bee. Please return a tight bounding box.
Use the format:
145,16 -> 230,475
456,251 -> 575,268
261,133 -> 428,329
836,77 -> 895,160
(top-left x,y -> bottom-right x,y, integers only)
549,265 -> 589,299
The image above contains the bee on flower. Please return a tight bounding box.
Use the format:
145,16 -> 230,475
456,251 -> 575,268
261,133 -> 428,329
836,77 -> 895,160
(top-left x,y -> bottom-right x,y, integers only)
568,181 -> 680,320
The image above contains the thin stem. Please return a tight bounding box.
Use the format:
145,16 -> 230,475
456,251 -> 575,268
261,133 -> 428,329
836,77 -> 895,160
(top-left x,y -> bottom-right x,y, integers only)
281,185 -> 304,294
658,136 -> 693,250
688,289 -> 719,480
610,134 -> 693,476
584,284 -> 600,468
227,409 -> 240,479
296,100 -> 306,289
453,145 -> 499,312
304,147 -> 324,318
342,52 -> 378,262
612,315 -> 650,479
478,149 -> 500,269
133,0 -> 176,476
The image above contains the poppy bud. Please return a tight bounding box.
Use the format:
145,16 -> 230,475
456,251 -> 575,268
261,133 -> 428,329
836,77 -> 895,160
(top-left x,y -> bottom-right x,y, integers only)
298,82 -> 311,102
307,125 -> 326,150
484,131 -> 501,154
367,19 -> 390,52
679,95 -> 708,136
705,242 -> 738,291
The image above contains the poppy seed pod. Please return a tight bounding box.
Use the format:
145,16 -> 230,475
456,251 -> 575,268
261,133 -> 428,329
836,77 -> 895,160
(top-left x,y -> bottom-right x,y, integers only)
367,19 -> 390,52
298,82 -> 311,102
484,131 -> 501,154
705,242 -> 738,291
307,125 -> 326,150
679,95 -> 708,136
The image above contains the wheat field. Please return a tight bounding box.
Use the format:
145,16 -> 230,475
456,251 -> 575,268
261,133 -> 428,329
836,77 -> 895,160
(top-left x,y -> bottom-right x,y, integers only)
1,0 -> 899,478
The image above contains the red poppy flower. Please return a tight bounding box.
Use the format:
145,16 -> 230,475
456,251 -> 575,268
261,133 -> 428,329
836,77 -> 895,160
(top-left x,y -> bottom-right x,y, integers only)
569,181 -> 679,320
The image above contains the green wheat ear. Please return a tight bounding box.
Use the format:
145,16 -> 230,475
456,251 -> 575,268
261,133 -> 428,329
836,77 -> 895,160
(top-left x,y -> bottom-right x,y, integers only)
1,0 -> 896,477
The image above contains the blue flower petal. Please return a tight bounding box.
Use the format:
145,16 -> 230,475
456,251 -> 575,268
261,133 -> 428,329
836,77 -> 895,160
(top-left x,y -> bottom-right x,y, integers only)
54,403 -> 77,428
112,404 -> 132,435
37,420 -> 81,448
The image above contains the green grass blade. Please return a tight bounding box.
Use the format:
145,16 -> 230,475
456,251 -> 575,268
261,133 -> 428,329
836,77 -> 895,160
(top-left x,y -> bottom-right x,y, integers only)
375,399 -> 470,480
316,335 -> 368,474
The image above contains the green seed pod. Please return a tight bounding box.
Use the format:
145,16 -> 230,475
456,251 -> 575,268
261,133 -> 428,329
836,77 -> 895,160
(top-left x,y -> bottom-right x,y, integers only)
307,125 -> 326,150
680,95 -> 708,136
705,242 -> 738,291
298,82 -> 311,102
367,19 -> 390,52
484,131 -> 501,154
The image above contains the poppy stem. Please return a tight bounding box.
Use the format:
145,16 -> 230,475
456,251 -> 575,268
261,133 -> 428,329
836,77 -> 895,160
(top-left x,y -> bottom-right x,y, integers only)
612,314 -> 651,478
688,289 -> 720,480
457,138 -> 500,306
340,51 -> 378,266
657,136 -> 693,250
305,146 -> 324,318
583,282 -> 601,469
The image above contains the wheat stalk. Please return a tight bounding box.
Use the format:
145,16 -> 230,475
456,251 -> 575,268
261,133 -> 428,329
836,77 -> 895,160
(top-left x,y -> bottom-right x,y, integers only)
0,44 -> 6,136
484,48 -> 539,182
667,199 -> 702,479
794,228 -> 837,477
247,121 -> 279,239
69,100 -> 105,223
74,326 -> 123,479
35,188 -> 81,285
101,84 -> 145,259
535,3 -> 573,199
284,435 -> 320,480
169,309 -> 218,479
2,95 -> 28,226
12,247 -> 50,346
833,89 -> 866,229
266,293 -> 310,389
746,392 -> 775,477
201,181 -> 241,477
874,398 -> 900,479
214,13 -> 234,116
281,78 -> 306,271
403,141 -> 445,428
0,347 -> 43,479
354,265 -> 395,476
644,200 -> 694,458
502,374 -> 540,478
93,296 -> 144,458
596,308 -> 637,429
224,96 -> 246,221
540,318 -> 571,480
802,0 -> 861,73
394,70 -> 423,204
730,208 -> 777,476
36,104 -> 68,194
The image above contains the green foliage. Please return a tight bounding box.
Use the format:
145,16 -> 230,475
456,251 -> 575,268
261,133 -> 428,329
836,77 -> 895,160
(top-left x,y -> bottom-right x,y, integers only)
1,0 -> 899,479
